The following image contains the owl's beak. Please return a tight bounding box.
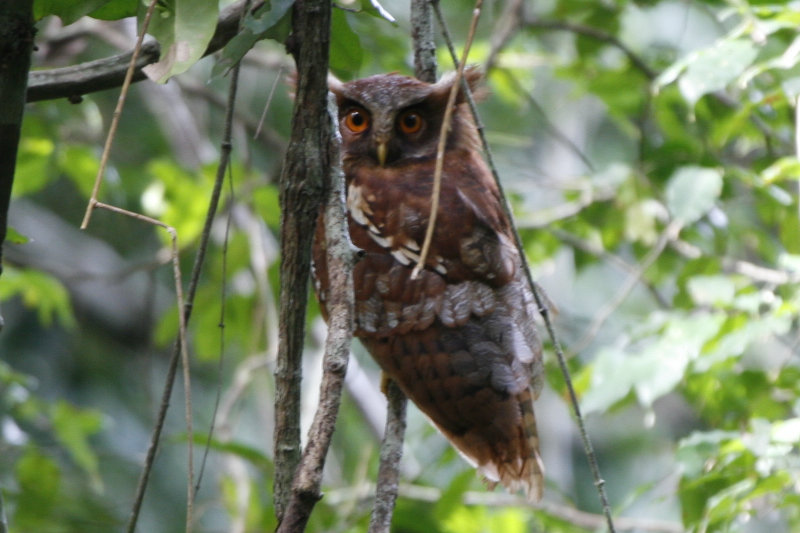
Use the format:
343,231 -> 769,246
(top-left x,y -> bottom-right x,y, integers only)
376,142 -> 388,167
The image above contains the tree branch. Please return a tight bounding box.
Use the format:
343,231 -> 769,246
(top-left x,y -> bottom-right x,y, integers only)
273,0 -> 332,524
25,0 -> 263,102
368,379 -> 407,533
277,94 -> 353,533
411,0 -> 437,83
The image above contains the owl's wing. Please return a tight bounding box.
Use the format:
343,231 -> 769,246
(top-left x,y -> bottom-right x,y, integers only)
312,152 -> 545,501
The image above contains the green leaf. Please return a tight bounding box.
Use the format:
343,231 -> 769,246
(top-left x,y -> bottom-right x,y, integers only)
88,0 -> 137,20
581,346 -> 631,414
12,137 -> 54,197
687,275 -> 736,307
330,10 -> 362,79
761,156 -> 800,184
58,145 -> 100,198
706,478 -> 756,524
677,39 -> 759,107
582,312 -> 725,413
51,401 -> 104,492
142,0 -> 220,83
434,469 -> 475,522
34,0 -> 111,24
700,313 -> 792,371
0,267 -> 75,327
677,430 -> 738,477
665,166 -> 723,224
5,226 -> 29,245
212,0 -> 293,77
143,159 -> 215,244
771,417 -> 800,444
15,449 -> 61,519
358,0 -> 397,24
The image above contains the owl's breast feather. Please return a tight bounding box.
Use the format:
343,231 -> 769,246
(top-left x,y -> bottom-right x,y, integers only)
345,153 -> 516,286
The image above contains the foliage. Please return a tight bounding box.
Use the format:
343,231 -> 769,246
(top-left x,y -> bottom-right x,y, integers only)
3,0 -> 800,532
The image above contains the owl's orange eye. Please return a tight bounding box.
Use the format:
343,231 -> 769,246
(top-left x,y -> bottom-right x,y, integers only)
344,108 -> 370,133
398,111 -> 423,134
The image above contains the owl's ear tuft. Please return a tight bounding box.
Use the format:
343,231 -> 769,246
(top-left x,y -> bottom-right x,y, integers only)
433,65 -> 487,104
328,73 -> 346,96
327,73 -> 349,107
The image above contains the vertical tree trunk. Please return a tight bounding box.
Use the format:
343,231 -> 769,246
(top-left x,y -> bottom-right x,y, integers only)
0,0 -> 35,330
411,0 -> 437,83
273,0 -> 332,524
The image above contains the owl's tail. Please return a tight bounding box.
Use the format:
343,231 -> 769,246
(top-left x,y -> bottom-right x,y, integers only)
473,386 -> 544,503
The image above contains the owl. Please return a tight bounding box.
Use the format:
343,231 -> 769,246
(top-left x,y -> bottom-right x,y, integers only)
312,68 -> 545,501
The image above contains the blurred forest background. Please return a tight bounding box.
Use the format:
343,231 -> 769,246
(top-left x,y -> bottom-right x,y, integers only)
2,0 -> 800,531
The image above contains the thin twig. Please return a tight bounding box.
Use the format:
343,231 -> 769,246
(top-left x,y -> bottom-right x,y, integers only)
193,146 -> 233,498
92,200 -> 194,532
194,0 -> 251,498
670,238 -> 800,285
572,219 -> 682,353
80,0 -> 159,230
791,96 -> 800,355
434,3 -> 617,530
255,64 -> 284,139
124,14 -> 244,532
411,0 -> 483,279
795,95 -> 800,227
368,379 -> 407,533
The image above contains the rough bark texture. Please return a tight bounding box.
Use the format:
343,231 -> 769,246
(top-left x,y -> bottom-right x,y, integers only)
273,0 -> 332,524
368,379 -> 407,533
0,0 -> 35,330
411,0 -> 437,83
277,96 -> 353,533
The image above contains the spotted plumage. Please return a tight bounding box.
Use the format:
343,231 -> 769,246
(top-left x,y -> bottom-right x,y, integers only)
312,68 -> 545,501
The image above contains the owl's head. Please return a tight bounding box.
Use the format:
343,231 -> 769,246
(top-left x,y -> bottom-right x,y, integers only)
328,68 -> 483,167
